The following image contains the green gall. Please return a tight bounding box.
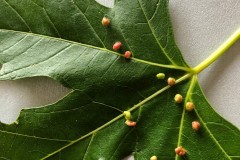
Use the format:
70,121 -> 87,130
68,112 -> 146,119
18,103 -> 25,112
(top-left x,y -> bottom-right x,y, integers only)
156,73 -> 165,79
186,102 -> 195,111
123,111 -> 131,120
174,94 -> 183,103
150,155 -> 157,160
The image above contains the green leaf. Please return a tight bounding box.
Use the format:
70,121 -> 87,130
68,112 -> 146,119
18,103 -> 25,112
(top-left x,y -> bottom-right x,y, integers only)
0,0 -> 239,160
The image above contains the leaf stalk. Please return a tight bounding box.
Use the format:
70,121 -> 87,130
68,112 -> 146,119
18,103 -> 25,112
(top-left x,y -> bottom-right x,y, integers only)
193,28 -> 240,74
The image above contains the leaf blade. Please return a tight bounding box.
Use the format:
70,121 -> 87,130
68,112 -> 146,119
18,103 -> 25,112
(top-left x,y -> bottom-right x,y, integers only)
0,0 -> 239,160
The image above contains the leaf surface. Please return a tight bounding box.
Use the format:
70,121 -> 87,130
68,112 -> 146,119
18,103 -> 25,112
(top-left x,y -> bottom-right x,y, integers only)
0,0 -> 239,160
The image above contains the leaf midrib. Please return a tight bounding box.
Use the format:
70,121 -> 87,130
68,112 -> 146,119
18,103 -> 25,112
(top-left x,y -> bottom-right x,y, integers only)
176,75 -> 231,160
0,28 -> 193,159
0,29 -> 191,77
194,105 -> 231,159
40,73 -> 193,159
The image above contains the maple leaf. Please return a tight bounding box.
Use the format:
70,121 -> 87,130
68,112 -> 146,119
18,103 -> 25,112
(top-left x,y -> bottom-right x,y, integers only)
0,0 -> 239,159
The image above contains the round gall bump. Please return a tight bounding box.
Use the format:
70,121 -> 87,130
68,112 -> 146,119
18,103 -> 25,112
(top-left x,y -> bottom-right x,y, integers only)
175,146 -> 186,156
102,17 -> 110,27
124,51 -> 132,59
185,102 -> 195,111
192,121 -> 201,131
125,120 -> 136,127
156,73 -> 165,79
150,155 -> 157,160
167,77 -> 176,86
123,111 -> 131,120
174,94 -> 183,103
113,41 -> 122,50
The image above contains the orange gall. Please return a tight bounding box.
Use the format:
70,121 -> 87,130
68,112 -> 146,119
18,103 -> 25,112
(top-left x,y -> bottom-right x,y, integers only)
113,41 -> 122,50
167,77 -> 176,86
102,17 -> 110,27
125,120 -> 136,127
124,51 -> 132,59
192,121 -> 201,131
175,146 -> 186,156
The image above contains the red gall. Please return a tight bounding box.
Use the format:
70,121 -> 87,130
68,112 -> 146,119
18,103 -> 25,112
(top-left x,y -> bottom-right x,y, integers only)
124,51 -> 132,59
113,41 -> 122,50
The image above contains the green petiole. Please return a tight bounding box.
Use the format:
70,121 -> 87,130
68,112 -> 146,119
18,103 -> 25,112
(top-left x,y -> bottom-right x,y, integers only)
193,28 -> 240,74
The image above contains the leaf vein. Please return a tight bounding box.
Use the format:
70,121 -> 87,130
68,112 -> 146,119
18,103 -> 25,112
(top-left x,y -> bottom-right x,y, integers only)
42,8 -> 62,38
100,56 -> 119,80
149,0 -> 161,21
71,0 -> 106,48
82,134 -> 95,160
0,129 -> 70,142
3,0 -> 32,32
0,43 -> 72,77
110,129 -> 134,160
0,35 -> 27,53
136,0 -> 176,65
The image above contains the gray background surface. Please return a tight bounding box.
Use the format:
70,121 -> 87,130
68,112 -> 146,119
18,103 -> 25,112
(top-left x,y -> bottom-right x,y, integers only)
0,1 -> 239,156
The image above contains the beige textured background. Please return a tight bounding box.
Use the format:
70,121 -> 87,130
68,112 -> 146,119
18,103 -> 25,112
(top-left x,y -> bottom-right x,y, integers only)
0,2 -> 239,159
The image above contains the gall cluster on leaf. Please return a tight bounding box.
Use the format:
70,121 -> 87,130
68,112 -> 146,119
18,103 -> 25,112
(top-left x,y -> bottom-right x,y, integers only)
102,17 -> 133,59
